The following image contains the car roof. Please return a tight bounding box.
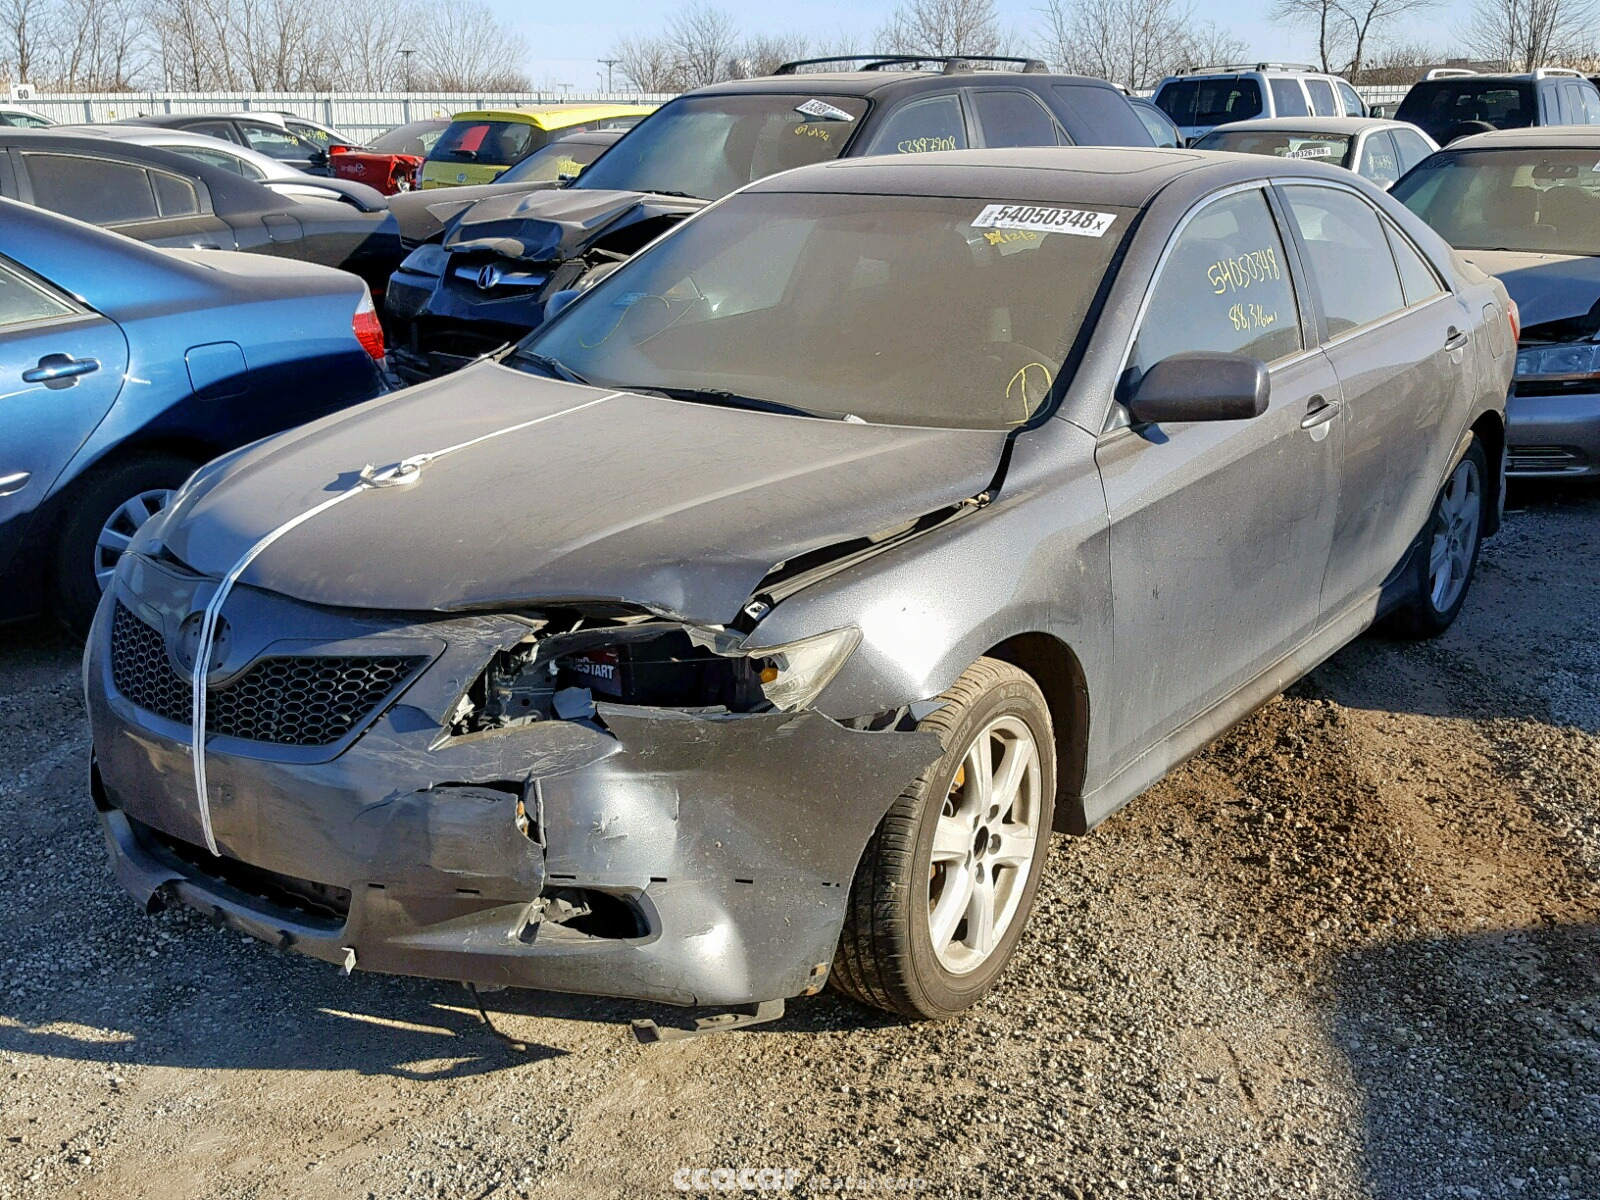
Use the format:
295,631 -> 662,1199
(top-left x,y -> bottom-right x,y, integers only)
742,145 -> 1345,207
1204,116 -> 1396,135
449,104 -> 656,130
684,70 -> 1122,100
1445,125 -> 1600,150
125,111 -> 287,126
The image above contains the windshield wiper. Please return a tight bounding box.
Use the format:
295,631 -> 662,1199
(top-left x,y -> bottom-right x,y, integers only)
627,385 -> 831,419
512,351 -> 590,385
644,189 -> 703,200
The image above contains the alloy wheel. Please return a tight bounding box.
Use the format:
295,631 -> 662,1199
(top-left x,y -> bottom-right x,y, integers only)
927,714 -> 1043,975
1428,456 -> 1482,613
94,488 -> 174,591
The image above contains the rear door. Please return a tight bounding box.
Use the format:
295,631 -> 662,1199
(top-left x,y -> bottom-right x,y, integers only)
1095,184 -> 1344,766
0,256 -> 128,579
1277,182 -> 1472,611
15,150 -> 236,249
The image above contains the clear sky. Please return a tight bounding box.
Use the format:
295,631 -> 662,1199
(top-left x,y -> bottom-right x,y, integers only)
495,0 -> 1464,90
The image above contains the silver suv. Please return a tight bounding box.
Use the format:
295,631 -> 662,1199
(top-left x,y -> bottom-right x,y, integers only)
1152,63 -> 1367,141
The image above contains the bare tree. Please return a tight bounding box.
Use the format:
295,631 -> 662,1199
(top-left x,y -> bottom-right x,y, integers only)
0,0 -> 45,82
1041,0 -> 1246,88
1271,0 -> 1442,81
1268,0 -> 1348,73
663,1 -> 741,87
878,0 -> 1007,56
1463,0 -> 1597,70
613,30 -> 679,91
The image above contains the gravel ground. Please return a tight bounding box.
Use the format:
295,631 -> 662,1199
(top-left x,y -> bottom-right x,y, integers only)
0,488 -> 1595,1200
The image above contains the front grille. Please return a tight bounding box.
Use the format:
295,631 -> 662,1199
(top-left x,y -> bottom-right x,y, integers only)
109,602 -> 424,747
1507,445 -> 1587,473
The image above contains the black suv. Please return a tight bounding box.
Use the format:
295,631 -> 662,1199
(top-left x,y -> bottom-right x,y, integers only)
383,55 -> 1155,381
1396,69 -> 1600,145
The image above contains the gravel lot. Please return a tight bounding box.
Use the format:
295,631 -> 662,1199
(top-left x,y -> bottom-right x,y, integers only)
0,488 -> 1595,1200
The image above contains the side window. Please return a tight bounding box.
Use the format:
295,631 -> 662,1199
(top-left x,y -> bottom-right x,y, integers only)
1357,131 -> 1401,188
23,153 -> 159,225
1282,185 -> 1407,335
1270,79 -> 1309,117
1391,127 -> 1433,173
1128,188 -> 1303,384
1337,81 -> 1366,116
1383,221 -> 1445,306
1306,79 -> 1338,117
1049,83 -> 1151,145
151,169 -> 200,217
188,120 -> 242,144
863,94 -> 967,155
0,257 -> 77,329
970,89 -> 1060,148
238,121 -> 315,159
165,144 -> 262,179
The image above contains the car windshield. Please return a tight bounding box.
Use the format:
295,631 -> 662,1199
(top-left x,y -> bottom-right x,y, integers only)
501,138 -> 612,183
1195,129 -> 1352,165
1396,81 -> 1533,132
370,121 -> 446,156
572,94 -> 869,201
511,191 -> 1131,429
1392,148 -> 1600,256
1155,78 -> 1264,126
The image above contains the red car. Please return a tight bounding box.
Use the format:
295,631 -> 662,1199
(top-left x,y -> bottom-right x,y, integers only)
330,118 -> 449,195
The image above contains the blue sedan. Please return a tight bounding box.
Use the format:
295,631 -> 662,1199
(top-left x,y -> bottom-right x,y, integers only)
0,199 -> 387,631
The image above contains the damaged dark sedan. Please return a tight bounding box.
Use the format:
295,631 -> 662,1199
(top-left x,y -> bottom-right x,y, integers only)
88,149 -> 1511,1030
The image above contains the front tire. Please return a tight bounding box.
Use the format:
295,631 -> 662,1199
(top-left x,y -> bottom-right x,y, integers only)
53,453 -> 198,635
1384,438 -> 1488,640
832,657 -> 1056,1019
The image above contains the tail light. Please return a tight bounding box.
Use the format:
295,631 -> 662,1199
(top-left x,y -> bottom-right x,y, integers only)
352,290 -> 385,361
1508,298 -> 1520,344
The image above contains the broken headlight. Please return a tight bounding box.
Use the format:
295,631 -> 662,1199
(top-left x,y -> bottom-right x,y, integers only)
451,624 -> 859,735
1515,340 -> 1600,381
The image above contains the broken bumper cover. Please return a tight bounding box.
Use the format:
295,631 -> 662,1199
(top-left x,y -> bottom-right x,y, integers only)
86,560 -> 939,1007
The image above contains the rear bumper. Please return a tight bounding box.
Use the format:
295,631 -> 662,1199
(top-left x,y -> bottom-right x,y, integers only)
87,564 -> 939,1007
1506,388 -> 1600,477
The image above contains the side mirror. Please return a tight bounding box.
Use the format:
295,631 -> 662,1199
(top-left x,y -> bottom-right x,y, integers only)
544,288 -> 581,322
308,149 -> 329,168
1125,351 -> 1269,425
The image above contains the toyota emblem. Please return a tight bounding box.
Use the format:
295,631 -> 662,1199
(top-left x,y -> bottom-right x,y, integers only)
173,612 -> 232,676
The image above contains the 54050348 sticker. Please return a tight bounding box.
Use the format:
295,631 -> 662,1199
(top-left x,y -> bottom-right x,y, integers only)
973,204 -> 1117,237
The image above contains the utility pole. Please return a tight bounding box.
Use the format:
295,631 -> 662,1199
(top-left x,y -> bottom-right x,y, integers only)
398,47 -> 416,92
598,57 -> 622,92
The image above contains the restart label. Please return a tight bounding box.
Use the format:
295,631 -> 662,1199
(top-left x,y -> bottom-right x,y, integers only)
973,204 -> 1116,237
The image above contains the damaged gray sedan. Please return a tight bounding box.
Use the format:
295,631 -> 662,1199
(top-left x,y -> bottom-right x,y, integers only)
87,148 -> 1512,1027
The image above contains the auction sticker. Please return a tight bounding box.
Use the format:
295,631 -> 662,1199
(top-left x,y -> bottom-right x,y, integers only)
796,98 -> 855,121
1284,146 -> 1333,159
973,204 -> 1116,237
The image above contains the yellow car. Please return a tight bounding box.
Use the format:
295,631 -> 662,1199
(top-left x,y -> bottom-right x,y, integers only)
419,104 -> 656,188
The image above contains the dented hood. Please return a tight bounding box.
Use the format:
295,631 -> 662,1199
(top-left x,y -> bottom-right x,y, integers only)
440,187 -> 705,261
158,363 -> 1006,622
1460,249 -> 1600,330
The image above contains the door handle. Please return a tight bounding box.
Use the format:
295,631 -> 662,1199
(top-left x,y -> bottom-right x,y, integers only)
1444,326 -> 1470,351
1300,393 -> 1342,430
22,354 -> 100,384
0,470 -> 30,497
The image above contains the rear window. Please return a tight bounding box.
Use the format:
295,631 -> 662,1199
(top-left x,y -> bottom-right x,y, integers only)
1195,129 -> 1352,166
428,119 -> 544,167
1396,81 -> 1534,135
1049,83 -> 1151,145
501,137 -> 613,183
1155,78 -> 1265,126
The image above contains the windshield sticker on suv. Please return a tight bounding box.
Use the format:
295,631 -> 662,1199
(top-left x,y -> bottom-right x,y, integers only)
973,204 -> 1117,237
796,99 -> 856,121
1284,145 -> 1334,159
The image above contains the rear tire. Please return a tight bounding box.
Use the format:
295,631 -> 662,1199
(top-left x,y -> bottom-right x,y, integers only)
53,454 -> 198,636
1383,438 -> 1488,640
832,657 -> 1056,1020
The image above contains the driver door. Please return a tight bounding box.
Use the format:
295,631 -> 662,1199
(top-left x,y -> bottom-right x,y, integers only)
1094,185 -> 1344,770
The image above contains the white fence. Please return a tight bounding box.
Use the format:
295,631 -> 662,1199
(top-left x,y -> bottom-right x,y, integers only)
19,92 -> 678,139
21,84 -> 1413,139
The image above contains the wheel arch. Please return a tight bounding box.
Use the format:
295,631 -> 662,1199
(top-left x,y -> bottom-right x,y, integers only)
983,631 -> 1091,836
1470,409 -> 1505,537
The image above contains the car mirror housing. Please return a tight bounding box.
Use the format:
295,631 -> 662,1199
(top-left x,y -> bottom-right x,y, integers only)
1126,351 -> 1270,425
544,288 -> 582,323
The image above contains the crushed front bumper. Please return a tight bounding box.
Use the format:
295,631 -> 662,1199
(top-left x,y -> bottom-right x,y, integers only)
1506,387 -> 1600,477
86,556 -> 939,1007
